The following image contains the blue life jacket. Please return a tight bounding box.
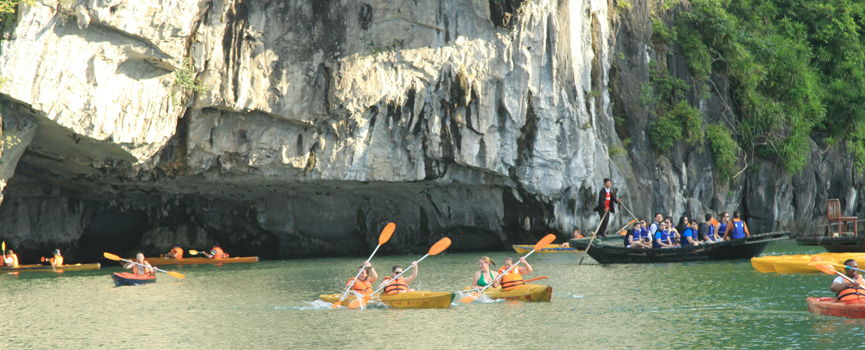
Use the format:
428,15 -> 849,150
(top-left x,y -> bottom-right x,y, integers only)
653,230 -> 669,248
732,220 -> 746,239
707,224 -> 715,241
641,228 -> 650,241
719,222 -> 728,238
681,228 -> 695,246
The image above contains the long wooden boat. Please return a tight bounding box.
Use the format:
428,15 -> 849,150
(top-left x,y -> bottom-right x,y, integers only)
807,297 -> 865,318
318,291 -> 454,309
569,232 -> 788,264
797,236 -> 865,252
512,244 -> 580,254
0,263 -> 101,272
142,256 -> 259,265
466,283 -> 553,302
113,272 -> 156,286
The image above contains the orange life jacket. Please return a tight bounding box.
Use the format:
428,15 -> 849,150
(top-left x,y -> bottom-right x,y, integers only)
838,276 -> 865,301
170,247 -> 184,259
5,253 -> 18,268
132,262 -> 152,276
347,276 -> 374,295
51,256 -> 63,267
498,266 -> 525,290
210,247 -> 226,259
383,276 -> 408,294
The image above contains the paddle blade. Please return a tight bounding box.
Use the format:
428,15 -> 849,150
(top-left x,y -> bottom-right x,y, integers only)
2,241 -> 5,252
459,293 -> 480,304
811,262 -> 840,275
188,249 -> 199,255
167,270 -> 186,279
379,223 -> 396,245
347,299 -> 364,309
103,252 -> 121,261
533,234 -> 557,251
330,301 -> 342,309
428,237 -> 452,255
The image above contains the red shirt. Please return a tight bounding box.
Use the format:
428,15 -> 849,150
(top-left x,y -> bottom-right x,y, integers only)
604,189 -> 611,210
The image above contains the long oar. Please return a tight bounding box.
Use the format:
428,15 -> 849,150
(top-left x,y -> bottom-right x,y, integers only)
460,234 -> 555,304
354,237 -> 453,309
333,222 -> 396,309
619,201 -> 640,222
103,252 -> 185,279
579,211 -> 609,265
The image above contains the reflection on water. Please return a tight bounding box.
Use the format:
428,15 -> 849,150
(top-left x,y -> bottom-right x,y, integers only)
2,240 -> 865,348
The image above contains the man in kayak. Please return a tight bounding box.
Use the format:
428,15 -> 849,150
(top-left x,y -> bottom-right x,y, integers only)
124,252 -> 154,276
830,259 -> 865,301
166,244 -> 184,259
561,229 -> 583,248
471,256 -> 499,289
722,211 -> 750,240
3,249 -> 18,268
42,249 -> 63,267
498,257 -> 533,290
380,262 -> 418,294
203,243 -> 229,259
347,261 -> 378,295
594,178 -> 621,238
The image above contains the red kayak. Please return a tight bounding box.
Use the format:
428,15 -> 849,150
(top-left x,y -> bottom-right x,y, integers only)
806,297 -> 865,318
113,272 -> 156,286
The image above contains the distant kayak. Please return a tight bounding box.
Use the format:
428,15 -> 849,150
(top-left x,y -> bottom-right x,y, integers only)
144,256 -> 259,265
0,263 -> 100,272
512,244 -> 580,254
112,272 -> 156,286
465,283 -> 552,302
807,297 -> 865,318
319,291 -> 455,309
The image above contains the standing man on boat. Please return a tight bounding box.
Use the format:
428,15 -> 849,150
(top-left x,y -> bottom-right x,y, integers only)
830,259 -> 865,300
594,178 -> 621,238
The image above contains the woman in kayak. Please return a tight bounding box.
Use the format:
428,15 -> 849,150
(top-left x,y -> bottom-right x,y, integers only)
471,256 -> 499,289
347,261 -> 378,295
124,253 -> 154,276
498,257 -> 532,290
379,262 -> 418,294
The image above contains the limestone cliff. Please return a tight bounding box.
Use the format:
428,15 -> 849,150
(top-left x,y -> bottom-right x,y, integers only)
0,0 -> 859,261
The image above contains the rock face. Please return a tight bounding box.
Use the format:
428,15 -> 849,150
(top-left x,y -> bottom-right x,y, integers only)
0,0 -> 860,261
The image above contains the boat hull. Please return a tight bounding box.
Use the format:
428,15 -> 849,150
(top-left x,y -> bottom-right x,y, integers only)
319,291 -> 455,309
512,244 -> 579,254
750,256 -> 782,273
143,256 -> 259,265
570,232 -> 788,264
796,236 -> 865,252
476,284 -> 553,302
113,272 -> 156,286
807,297 -> 865,318
0,263 -> 101,272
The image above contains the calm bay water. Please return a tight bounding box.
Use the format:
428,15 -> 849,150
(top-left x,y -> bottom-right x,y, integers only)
1,240 -> 862,349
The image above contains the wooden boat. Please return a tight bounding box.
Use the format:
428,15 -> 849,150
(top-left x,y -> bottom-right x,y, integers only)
112,272 -> 156,286
512,244 -> 580,254
807,297 -> 865,318
569,232 -> 789,264
318,291 -> 455,309
797,236 -> 865,253
467,283 -> 553,302
142,256 -> 259,265
0,263 -> 101,272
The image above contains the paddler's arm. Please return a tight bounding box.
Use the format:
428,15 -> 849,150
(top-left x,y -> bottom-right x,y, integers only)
518,257 -> 532,274
744,222 -> 750,237
831,279 -> 854,293
404,261 -> 419,284
366,262 -> 378,282
471,271 -> 481,288
723,224 -> 732,240
491,271 -> 501,288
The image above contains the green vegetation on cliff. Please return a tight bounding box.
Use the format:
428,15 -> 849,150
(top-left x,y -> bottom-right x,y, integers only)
671,0 -> 865,173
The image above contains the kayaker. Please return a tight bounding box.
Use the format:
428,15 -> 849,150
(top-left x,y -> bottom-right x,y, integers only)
471,256 -> 499,289
830,259 -> 865,301
3,249 -> 18,268
42,249 -> 64,267
167,244 -> 184,259
626,221 -> 651,248
498,257 -> 532,290
124,252 -> 154,276
203,243 -> 229,259
347,261 -> 378,295
380,262 -> 417,294
561,229 -> 583,248
722,211 -> 750,240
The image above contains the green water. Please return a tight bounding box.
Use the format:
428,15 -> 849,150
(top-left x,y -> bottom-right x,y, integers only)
1,240 -> 862,349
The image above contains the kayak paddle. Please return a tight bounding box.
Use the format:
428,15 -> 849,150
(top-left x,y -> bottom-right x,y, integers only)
103,252 -> 185,279
332,222 -> 396,309
807,260 -> 865,274
188,249 -> 202,255
522,276 -> 549,283
460,234 -> 555,304
579,211 -> 609,265
356,237 -> 453,309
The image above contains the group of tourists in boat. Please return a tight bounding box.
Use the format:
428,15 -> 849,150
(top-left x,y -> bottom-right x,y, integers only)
622,211 -> 751,249
345,256 -> 535,297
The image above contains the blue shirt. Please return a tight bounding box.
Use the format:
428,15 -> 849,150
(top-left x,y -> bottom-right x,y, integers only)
681,228 -> 696,246
653,230 -> 669,248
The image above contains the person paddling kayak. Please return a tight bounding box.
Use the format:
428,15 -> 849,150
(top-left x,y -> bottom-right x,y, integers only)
830,259 -> 865,301
125,253 -> 154,276
498,257 -> 532,290
166,244 -> 184,259
379,263 -> 418,294
42,249 -> 64,267
347,261 -> 378,295
471,256 -> 499,289
203,243 -> 229,259
3,249 -> 18,268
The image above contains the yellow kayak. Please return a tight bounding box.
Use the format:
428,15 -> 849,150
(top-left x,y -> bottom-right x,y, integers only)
0,263 -> 101,272
319,291 -> 455,309
751,253 -> 865,274
751,256 -> 782,273
466,283 -> 552,302
512,244 -> 580,254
